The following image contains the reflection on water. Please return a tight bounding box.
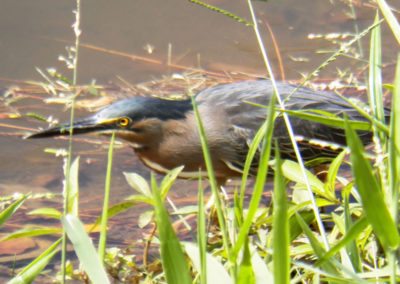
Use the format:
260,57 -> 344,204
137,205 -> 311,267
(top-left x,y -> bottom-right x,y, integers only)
0,0 -> 398,277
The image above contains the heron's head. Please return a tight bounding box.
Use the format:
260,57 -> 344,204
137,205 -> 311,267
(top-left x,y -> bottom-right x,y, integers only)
26,96 -> 193,146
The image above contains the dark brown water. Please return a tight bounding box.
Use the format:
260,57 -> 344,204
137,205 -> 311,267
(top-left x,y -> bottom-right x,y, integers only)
0,0 -> 398,279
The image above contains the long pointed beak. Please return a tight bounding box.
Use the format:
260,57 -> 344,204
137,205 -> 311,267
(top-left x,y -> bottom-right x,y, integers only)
25,117 -> 108,139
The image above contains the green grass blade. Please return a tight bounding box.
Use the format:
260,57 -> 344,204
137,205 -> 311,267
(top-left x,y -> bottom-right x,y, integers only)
190,96 -> 233,269
232,93 -> 275,259
283,109 -> 371,131
369,13 -> 385,127
151,174 -> 192,284
389,54 -> 400,221
343,191 -> 362,272
0,194 -> 29,227
376,0 -> 400,45
28,207 -> 63,219
295,213 -> 337,275
388,54 -> 400,284
237,237 -> 255,284
67,156 -> 80,216
316,217 -> 368,266
335,92 -> 389,134
125,194 -> 154,205
326,150 -> 346,196
239,113 -> 273,207
345,118 -> 400,249
246,0 -> 332,250
90,201 -> 136,231
62,214 -> 110,284
197,175 -> 207,284
1,227 -> 61,241
289,210 -> 314,242
272,145 -> 290,284
98,132 -> 115,261
62,154 -> 80,283
368,14 -> 388,204
8,238 -> 61,284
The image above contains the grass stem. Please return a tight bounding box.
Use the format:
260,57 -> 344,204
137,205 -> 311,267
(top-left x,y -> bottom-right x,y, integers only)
246,0 -> 330,250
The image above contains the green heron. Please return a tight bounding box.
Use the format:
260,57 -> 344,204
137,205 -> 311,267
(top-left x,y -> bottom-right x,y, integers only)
27,80 -> 373,184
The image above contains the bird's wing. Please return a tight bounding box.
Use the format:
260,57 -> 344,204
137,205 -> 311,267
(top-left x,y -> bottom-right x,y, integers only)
196,79 -> 365,128
196,80 -> 371,172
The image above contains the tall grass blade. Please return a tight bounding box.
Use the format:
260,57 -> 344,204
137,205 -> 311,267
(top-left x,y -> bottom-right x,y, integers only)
72,0 -> 81,85
295,214 -> 338,275
389,54 -> 400,222
197,175 -> 207,284
376,0 -> 400,45
190,96 -> 233,268
62,214 -> 110,284
246,0 -> 330,249
344,118 -> 400,249
67,156 -> 80,216
62,0 -> 81,278
368,13 -> 389,204
8,239 -> 61,284
98,132 -> 115,261
232,93 -> 275,259
343,191 -> 362,272
239,115 -> 270,207
151,174 -> 192,284
272,144 -> 290,284
369,13 -> 385,142
60,155 -> 80,283
388,55 -> 400,284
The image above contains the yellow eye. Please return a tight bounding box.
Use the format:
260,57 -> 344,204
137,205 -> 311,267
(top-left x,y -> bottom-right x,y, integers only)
118,117 -> 130,127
